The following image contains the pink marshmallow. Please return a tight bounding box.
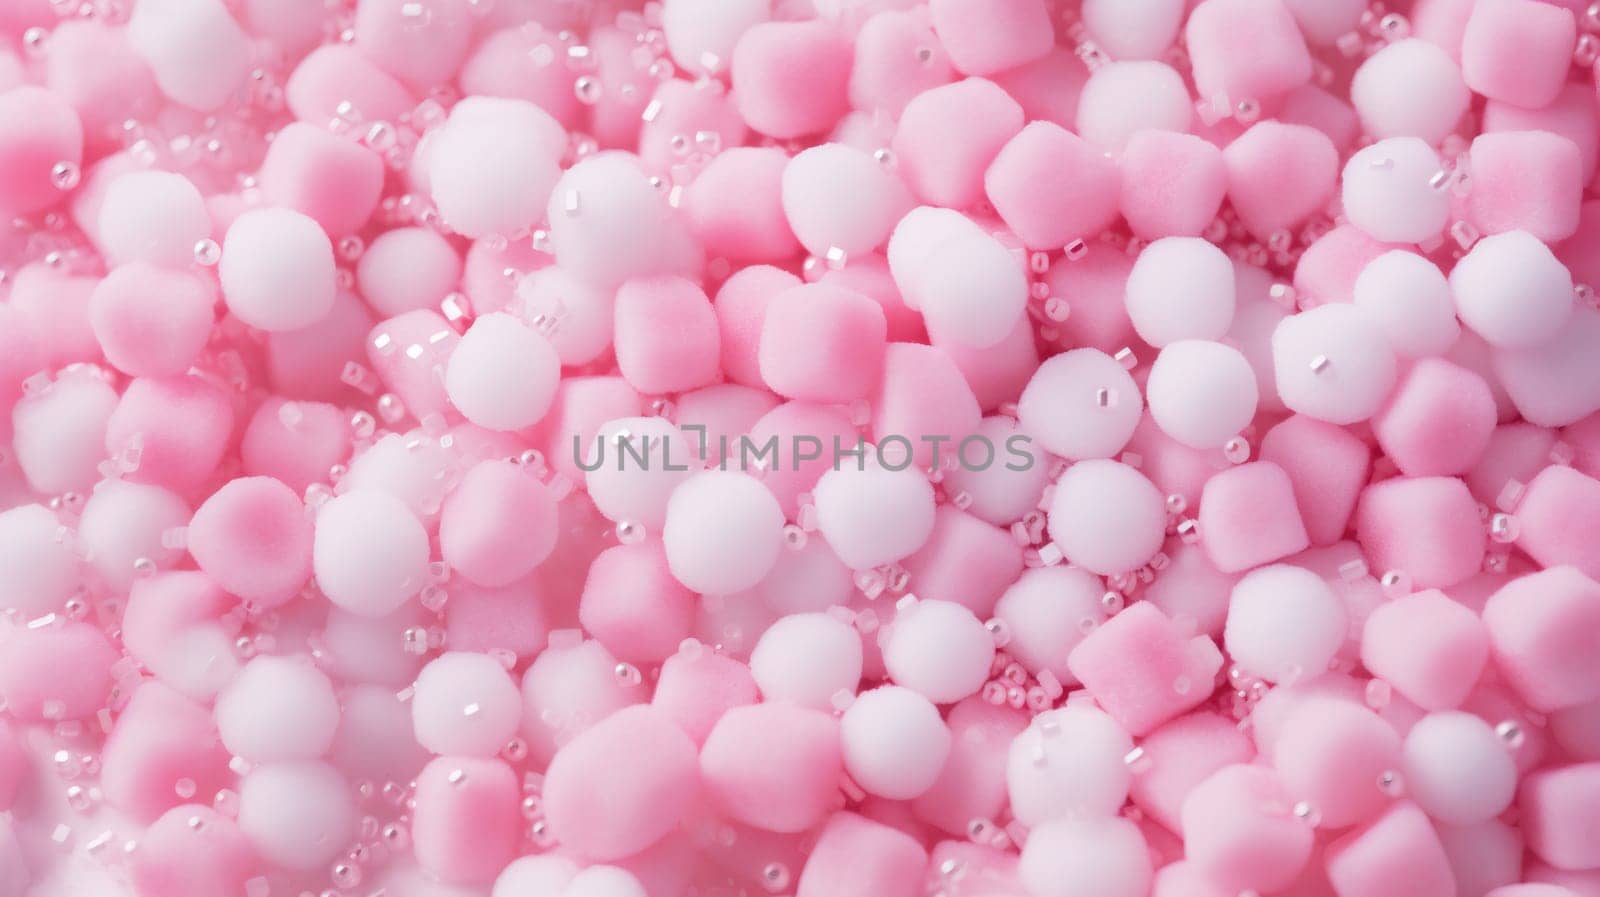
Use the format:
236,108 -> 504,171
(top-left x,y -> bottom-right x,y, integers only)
100,681 -> 231,822
795,811 -> 928,897
129,806 -> 260,897
412,757 -> 522,884
542,705 -> 699,861
1272,696 -> 1403,829
871,342 -> 982,471
1485,85 -> 1600,185
0,85 -> 83,216
849,9 -> 955,117
89,263 -> 216,378
912,697 -> 1027,836
1355,476 -> 1488,589
1482,565 -> 1600,711
1260,415 -> 1372,546
1325,801 -> 1457,897
758,283 -> 887,403
1224,122 -> 1340,241
1511,460 -> 1600,581
1461,0 -> 1578,110
681,147 -> 799,264
893,78 -> 1025,209
731,21 -> 852,139
1128,711 -> 1255,834
258,121 -> 385,237
651,647 -> 758,746
699,701 -> 843,834
637,79 -> 748,176
899,506 -> 1023,616
1198,461 -> 1312,573
240,398 -> 353,496
1464,131 -> 1585,243
440,459 -> 560,588
613,276 -> 721,395
104,375 -> 234,496
927,0 -> 1052,76
985,121 -> 1120,250
1520,762 -> 1600,870
0,620 -> 117,722
1186,0 -> 1313,105
1118,130 -> 1229,241
579,541 -> 696,666
1295,224 -> 1399,306
1372,357 -> 1498,478
284,45 -> 413,128
1067,601 -> 1223,736
187,476 -> 313,609
1182,764 -> 1315,893
1362,589 -> 1490,710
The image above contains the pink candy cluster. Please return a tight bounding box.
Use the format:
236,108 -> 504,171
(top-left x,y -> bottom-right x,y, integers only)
2,0 -> 1600,896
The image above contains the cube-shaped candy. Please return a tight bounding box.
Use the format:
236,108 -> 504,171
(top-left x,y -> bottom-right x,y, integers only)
928,0 -> 1053,76
1128,712 -> 1255,833
1198,462 -> 1311,573
1372,358 -> 1497,478
1260,415 -> 1372,546
1355,477 -> 1486,589
1482,565 -> 1600,711
1182,764 -> 1315,893
1294,224 -> 1398,306
901,506 -> 1024,617
412,757 -> 521,885
893,78 -> 1024,209
985,122 -> 1120,250
1514,465 -> 1600,581
1461,0 -> 1577,110
1272,696 -> 1402,829
1464,131 -> 1584,244
796,812 -> 928,897
1325,801 -> 1457,897
758,283 -> 887,404
1520,762 -> 1600,870
1224,122 -> 1340,242
1067,602 -> 1224,736
1362,589 -> 1489,710
258,122 -> 384,237
1118,130 -> 1228,241
1186,0 -> 1313,105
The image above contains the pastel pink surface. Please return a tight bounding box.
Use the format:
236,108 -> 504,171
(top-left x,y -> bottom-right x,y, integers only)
795,811 -> 928,897
1362,589 -> 1490,710
1067,602 -> 1223,736
542,705 -> 700,861
1198,462 -> 1312,573
985,121 -> 1120,250
1482,565 -> 1600,711
1325,801 -> 1458,897
1372,358 -> 1498,478
758,283 -> 887,403
1355,476 -> 1488,589
1513,465 -> 1600,580
1260,415 -> 1372,546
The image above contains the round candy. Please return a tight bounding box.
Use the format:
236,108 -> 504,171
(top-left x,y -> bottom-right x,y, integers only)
1350,39 -> 1471,146
219,206 -> 336,332
1272,303 -> 1398,424
1449,229 -> 1575,350
583,417 -> 696,531
1019,816 -> 1152,897
187,476 -> 313,608
749,612 -> 863,711
1126,237 -> 1236,347
0,504 -> 80,619
237,761 -> 355,871
1401,711 -> 1518,825
215,654 -> 340,762
994,566 -> 1107,683
662,470 -> 785,596
411,652 -> 522,758
1351,251 -> 1461,358
439,459 -> 559,587
89,263 -> 215,378
1224,564 -> 1347,684
839,685 -> 952,800
1017,349 -> 1143,461
1007,704 -> 1133,824
444,312 -> 561,432
428,97 -> 564,239
880,599 -> 995,704
1047,460 -> 1166,576
356,227 -> 463,318
1145,340 -> 1259,450
812,463 -> 938,570
782,142 -> 913,259
1342,138 -> 1452,244
96,170 -> 210,267
312,490 -> 430,618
